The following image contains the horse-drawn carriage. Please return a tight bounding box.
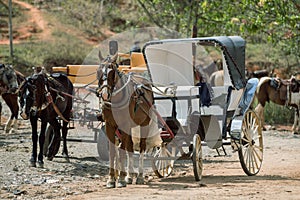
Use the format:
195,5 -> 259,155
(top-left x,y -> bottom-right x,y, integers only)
94,36 -> 263,187
141,36 -> 263,179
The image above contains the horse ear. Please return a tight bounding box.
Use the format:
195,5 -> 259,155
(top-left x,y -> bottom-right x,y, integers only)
111,53 -> 118,63
98,50 -> 104,62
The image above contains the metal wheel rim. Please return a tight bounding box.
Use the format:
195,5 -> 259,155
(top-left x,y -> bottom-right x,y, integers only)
239,110 -> 263,176
151,145 -> 175,178
192,134 -> 203,181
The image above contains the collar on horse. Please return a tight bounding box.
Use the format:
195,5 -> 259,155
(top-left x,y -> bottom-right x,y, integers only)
30,74 -> 69,122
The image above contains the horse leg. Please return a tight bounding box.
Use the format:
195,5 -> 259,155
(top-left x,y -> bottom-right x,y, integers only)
37,121 -> 47,168
136,126 -> 148,185
117,134 -> 127,188
292,108 -> 300,134
11,94 -> 19,132
125,133 -> 134,185
29,115 -> 38,167
255,103 -> 265,129
4,117 -> 13,133
62,121 -> 70,162
106,124 -> 117,188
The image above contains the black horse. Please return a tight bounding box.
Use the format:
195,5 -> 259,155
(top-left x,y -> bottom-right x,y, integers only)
20,72 -> 73,167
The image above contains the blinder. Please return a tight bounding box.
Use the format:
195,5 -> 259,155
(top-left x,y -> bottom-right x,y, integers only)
97,58 -> 119,102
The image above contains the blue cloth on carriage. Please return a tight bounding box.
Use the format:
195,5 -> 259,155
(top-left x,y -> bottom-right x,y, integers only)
239,78 -> 259,115
196,81 -> 214,107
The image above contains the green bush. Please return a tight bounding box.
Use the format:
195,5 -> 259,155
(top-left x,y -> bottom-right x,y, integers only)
264,102 -> 295,125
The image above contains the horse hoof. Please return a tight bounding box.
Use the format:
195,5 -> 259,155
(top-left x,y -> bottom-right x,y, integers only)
136,177 -> 144,185
29,161 -> 36,167
125,176 -> 133,184
37,160 -> 44,168
47,156 -> 54,161
117,180 -> 127,188
29,157 -> 36,167
62,153 -> 70,162
106,181 -> 116,188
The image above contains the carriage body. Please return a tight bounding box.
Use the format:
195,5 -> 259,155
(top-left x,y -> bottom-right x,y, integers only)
143,36 -> 263,178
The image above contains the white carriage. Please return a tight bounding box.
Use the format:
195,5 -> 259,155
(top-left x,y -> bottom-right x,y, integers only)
143,36 -> 263,180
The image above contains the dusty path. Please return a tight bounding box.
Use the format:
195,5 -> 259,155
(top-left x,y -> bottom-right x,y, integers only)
0,0 -> 100,45
0,0 -> 51,44
0,105 -> 300,200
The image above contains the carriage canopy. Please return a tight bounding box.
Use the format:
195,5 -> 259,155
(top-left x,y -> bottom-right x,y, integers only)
143,36 -> 246,89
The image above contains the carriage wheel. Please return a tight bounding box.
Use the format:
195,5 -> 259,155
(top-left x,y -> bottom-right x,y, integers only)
192,134 -> 203,181
238,109 -> 263,176
43,125 -> 60,156
97,125 -> 109,161
151,143 -> 175,178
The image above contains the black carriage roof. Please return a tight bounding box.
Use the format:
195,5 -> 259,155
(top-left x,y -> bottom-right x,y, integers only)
143,36 -> 246,89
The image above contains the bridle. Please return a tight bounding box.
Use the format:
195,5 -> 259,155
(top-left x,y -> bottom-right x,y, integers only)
97,57 -> 120,103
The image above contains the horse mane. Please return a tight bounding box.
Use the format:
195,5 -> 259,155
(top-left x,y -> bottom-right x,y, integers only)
256,77 -> 271,94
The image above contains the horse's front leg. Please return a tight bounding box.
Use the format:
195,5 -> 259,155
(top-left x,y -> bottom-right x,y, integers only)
62,121 -> 70,162
37,121 -> 47,168
106,124 -> 117,188
117,132 -> 127,188
29,115 -> 38,167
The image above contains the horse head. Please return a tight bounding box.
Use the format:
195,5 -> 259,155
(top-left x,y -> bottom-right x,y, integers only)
20,73 -> 49,120
291,76 -> 300,93
0,64 -> 18,93
97,52 -> 119,102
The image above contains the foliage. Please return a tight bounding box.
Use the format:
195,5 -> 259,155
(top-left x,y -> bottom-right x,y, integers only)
137,0 -> 300,70
264,102 -> 295,125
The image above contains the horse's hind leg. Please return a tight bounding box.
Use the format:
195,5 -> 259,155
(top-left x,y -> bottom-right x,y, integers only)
136,126 -> 148,185
3,94 -> 19,134
62,121 -> 70,162
292,109 -> 300,134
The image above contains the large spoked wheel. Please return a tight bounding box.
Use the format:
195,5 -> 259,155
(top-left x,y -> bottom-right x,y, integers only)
192,134 -> 203,181
151,143 -> 175,178
97,125 -> 109,161
238,109 -> 263,176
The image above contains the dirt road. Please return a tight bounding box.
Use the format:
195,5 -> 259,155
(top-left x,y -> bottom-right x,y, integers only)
0,108 -> 300,200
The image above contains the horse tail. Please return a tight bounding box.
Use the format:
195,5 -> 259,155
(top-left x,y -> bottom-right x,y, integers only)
256,77 -> 271,94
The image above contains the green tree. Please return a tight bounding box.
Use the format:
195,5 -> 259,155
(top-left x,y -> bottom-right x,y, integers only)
137,0 -> 300,68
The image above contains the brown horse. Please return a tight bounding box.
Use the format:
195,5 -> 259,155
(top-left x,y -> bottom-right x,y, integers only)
255,76 -> 300,134
96,52 -> 154,188
0,64 -> 25,133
